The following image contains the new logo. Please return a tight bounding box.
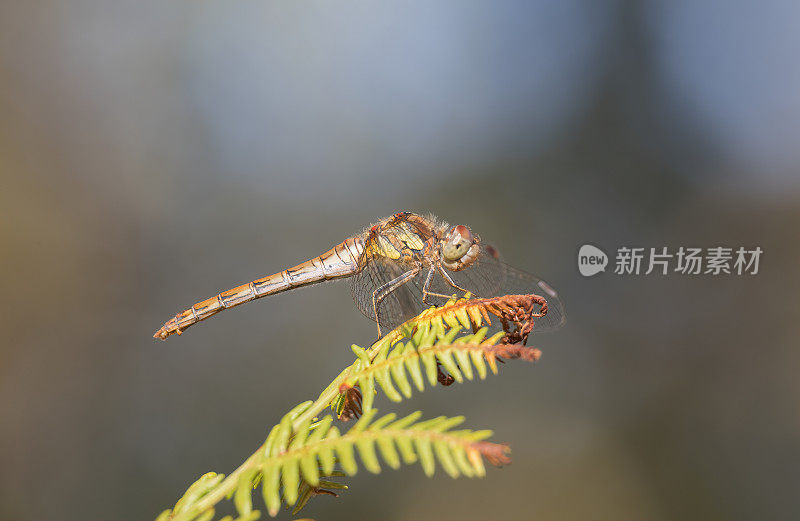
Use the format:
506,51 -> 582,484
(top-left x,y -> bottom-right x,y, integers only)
578,244 -> 608,277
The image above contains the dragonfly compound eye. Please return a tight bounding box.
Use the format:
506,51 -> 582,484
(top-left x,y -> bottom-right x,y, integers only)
442,225 -> 474,262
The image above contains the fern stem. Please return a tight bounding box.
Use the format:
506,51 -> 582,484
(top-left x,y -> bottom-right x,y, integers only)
292,336 -> 395,426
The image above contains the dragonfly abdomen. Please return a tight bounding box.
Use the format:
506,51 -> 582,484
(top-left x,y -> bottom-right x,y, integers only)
154,237 -> 364,340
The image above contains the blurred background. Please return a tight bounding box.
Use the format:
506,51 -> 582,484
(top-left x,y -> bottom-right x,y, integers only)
1,1 -> 799,520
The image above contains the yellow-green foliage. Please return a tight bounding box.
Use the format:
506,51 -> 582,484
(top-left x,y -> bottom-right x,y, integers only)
343,327 -> 509,411
259,409 -> 495,516
157,294 -> 542,521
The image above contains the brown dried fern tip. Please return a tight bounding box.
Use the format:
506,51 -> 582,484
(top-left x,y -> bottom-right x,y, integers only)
483,343 -> 542,363
484,294 -> 547,346
472,441 -> 512,467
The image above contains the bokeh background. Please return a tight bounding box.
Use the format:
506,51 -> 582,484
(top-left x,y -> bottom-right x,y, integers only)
1,2 -> 799,520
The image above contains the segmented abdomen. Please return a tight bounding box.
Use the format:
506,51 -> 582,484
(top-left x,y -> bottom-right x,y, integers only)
153,237 -> 364,340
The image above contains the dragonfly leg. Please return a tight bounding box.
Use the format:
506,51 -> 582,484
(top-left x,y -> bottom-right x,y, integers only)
421,267 -> 436,304
422,266 -> 467,301
437,266 -> 471,294
372,266 -> 421,337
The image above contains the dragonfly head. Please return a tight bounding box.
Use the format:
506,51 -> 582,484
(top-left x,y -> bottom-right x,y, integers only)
441,224 -> 480,271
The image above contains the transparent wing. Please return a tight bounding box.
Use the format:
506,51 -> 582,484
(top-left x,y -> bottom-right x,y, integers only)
349,214 -> 438,333
350,256 -> 429,332
443,247 -> 566,332
351,245 -> 566,334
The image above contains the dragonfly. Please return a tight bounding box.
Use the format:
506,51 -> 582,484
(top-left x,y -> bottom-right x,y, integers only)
153,212 -> 565,340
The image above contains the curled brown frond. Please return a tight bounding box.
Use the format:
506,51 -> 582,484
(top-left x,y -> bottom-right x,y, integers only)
472,442 -> 512,467
481,294 -> 547,346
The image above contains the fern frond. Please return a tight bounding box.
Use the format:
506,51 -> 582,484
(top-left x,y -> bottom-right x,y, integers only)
332,293 -> 547,418
256,408 -> 509,516
157,293 -> 547,521
338,328 -> 541,410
